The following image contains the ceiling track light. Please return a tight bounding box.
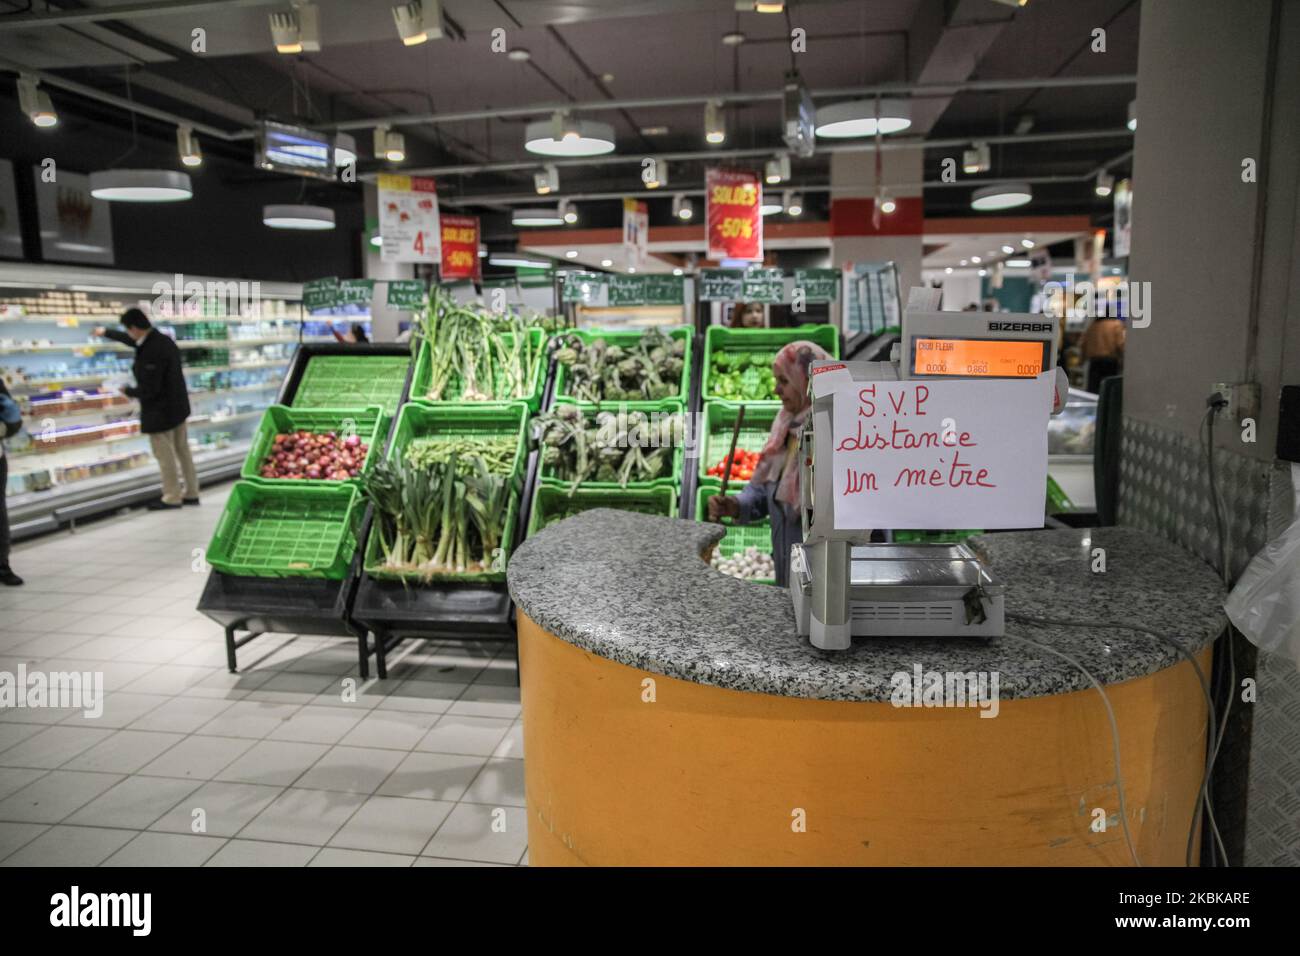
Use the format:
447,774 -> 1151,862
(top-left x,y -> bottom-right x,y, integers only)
644,157 -> 668,189
970,182 -> 1032,211
559,199 -> 578,224
534,163 -> 559,195
704,100 -> 726,145
17,74 -> 57,128
334,132 -> 357,167
815,98 -> 911,138
764,154 -> 790,185
721,31 -> 746,46
672,194 -> 694,221
784,190 -> 802,217
524,113 -> 615,157
89,169 -> 193,203
1127,100 -> 1137,131
1095,171 -> 1114,197
263,204 -> 335,230
374,126 -> 405,163
393,0 -> 440,46
962,142 -> 991,175
270,2 -> 320,54
176,126 -> 202,168
736,0 -> 785,11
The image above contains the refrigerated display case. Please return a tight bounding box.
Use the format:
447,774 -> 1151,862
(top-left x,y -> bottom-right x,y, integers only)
1047,386 -> 1098,512
0,263 -> 322,539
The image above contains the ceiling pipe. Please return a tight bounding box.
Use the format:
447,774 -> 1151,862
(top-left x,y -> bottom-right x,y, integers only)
0,0 -> 282,32
377,129 -> 1133,180
325,75 -> 1137,132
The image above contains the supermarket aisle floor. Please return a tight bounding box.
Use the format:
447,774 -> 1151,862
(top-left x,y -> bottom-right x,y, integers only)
0,482 -> 527,867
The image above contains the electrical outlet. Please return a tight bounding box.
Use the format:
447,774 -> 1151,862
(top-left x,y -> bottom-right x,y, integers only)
1210,382 -> 1261,422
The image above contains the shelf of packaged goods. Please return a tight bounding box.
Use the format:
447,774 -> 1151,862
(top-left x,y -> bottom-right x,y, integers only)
0,314 -> 304,326
6,358 -> 294,394
26,380 -> 281,418
0,335 -> 330,355
5,411 -> 261,460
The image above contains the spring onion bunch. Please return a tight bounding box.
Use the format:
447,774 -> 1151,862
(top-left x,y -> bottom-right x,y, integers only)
414,288 -> 544,402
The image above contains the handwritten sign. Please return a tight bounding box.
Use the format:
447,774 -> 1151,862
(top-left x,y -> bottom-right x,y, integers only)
795,268 -> 840,302
303,277 -> 339,313
699,269 -> 744,301
743,268 -> 785,304
336,279 -> 374,307
706,168 -> 762,261
826,371 -> 1054,530
386,280 -> 425,309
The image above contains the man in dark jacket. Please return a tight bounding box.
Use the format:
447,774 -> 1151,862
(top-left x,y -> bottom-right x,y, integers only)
95,309 -> 198,510
0,375 -> 24,584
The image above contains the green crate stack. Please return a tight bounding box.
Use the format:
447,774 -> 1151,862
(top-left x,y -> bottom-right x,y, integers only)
292,354 -> 412,416
240,404 -> 386,486
409,327 -> 547,411
362,487 -> 520,584
206,482 -> 361,580
526,482 -> 678,537
385,401 -> 530,479
551,326 -> 693,404
693,484 -> 775,584
695,400 -> 781,484
537,398 -> 685,492
701,323 -> 840,402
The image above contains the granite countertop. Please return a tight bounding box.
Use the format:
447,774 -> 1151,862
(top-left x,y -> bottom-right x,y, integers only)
506,510 -> 1227,702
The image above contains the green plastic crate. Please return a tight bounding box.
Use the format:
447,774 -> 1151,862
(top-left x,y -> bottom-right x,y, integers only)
387,401 -> 529,479
410,327 -> 546,411
552,326 -> 692,404
694,482 -> 774,584
292,354 -> 411,415
695,400 -> 781,484
526,482 -> 678,538
363,488 -> 520,584
206,481 -> 360,580
241,404 -> 385,486
701,324 -> 840,402
538,399 -> 685,490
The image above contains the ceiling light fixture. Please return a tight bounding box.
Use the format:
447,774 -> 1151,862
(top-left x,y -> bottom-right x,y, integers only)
263,204 -> 335,229
334,132 -> 357,167
738,1 -> 785,12
764,154 -> 790,185
673,194 -> 694,221
89,169 -> 192,202
879,195 -> 897,215
534,163 -> 559,195
1021,237 -> 1035,248
269,10 -> 302,53
978,268 -> 988,277
760,198 -> 783,216
643,158 -> 668,189
971,182 -> 1032,211
1095,171 -> 1114,197
640,125 -> 669,136
627,267 -> 637,274
944,267 -> 953,274
507,47 -> 531,61
600,258 -> 613,268
525,113 -> 615,157
815,98 -> 911,138
1127,100 -> 1137,131
374,127 -> 405,163
970,256 -> 982,264
672,268 -> 684,276
784,191 -> 802,216
962,142 -> 991,175
393,0 -> 440,45
512,207 -> 564,227
704,100 -> 726,145
370,233 -> 383,248
17,74 -> 57,128
489,252 -> 551,269
1007,259 -> 1032,268
478,244 -> 489,258
722,31 -> 746,46
559,199 -> 578,224
565,249 -> 579,259
176,126 -> 202,168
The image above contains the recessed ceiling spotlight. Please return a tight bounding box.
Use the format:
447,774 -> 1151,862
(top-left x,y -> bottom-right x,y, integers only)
722,31 -> 746,46
879,196 -> 897,215
971,182 -> 1032,211
815,98 -> 911,138
525,112 -> 616,157
263,204 -> 334,229
89,169 -> 193,202
1001,245 -> 1015,254
978,268 -> 988,277
601,72 -> 615,83
970,256 -> 981,264
507,47 -> 531,61
269,2 -> 320,54
1021,237 -> 1035,248
959,259 -> 968,266
672,268 -> 684,276
565,249 -> 579,259
600,258 -> 613,267
944,267 -> 953,274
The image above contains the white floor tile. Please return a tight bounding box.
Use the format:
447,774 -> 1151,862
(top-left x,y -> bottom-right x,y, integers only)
0,821 -> 49,862
102,831 -> 226,867
0,725 -> 117,770
150,780 -> 283,837
214,739 -> 328,787
62,730 -> 187,775
265,705 -> 364,745
415,714 -> 513,757
338,709 -> 439,751
309,847 -> 414,867
66,775 -> 202,830
204,839 -> 317,867
463,758 -> 526,807
238,787 -> 367,845
1,824 -> 136,866
328,795 -> 454,856
127,696 -> 237,734
376,752 -> 484,802
138,734 -> 254,780
0,771 -> 125,823
196,699 -> 303,739
422,803 -> 528,865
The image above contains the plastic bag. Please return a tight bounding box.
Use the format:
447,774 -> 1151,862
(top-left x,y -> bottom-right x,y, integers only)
1224,462 -> 1300,666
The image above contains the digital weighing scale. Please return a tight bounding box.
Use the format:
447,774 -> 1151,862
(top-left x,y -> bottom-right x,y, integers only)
791,304 -> 1068,650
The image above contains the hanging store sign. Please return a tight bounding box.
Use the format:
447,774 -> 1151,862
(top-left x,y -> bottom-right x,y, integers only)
303,277 -> 339,312
562,272 -> 606,305
743,268 -> 785,304
336,279 -> 375,308
623,198 -> 648,269
1113,179 -> 1132,259
699,269 -> 744,301
643,274 -> 685,306
608,275 -> 646,307
706,168 -> 762,262
439,213 -> 480,281
795,268 -> 840,302
378,174 -> 441,264
386,280 -> 426,310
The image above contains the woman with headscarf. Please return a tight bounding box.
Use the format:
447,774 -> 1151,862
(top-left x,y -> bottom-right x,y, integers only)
707,339 -> 832,587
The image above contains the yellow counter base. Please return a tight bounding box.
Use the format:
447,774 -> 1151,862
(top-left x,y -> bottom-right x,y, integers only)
518,612 -> 1209,866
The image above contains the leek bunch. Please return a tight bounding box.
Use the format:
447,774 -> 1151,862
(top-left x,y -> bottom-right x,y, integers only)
413,288 -> 544,402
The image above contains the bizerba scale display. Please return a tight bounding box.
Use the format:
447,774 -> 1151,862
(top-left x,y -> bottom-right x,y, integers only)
790,308 -> 1070,650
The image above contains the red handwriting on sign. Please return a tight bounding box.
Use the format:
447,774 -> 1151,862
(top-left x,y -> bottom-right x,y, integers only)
844,469 -> 877,494
835,419 -> 976,453
856,384 -> 930,419
892,449 -> 995,489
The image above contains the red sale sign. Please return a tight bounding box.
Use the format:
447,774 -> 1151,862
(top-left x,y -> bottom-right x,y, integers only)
706,168 -> 762,261
440,214 -> 481,281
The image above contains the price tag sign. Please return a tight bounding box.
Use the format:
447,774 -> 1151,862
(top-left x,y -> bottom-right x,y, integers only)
699,269 -> 744,302
706,168 -> 762,261
562,272 -> 606,304
608,275 -> 647,307
644,274 -> 684,306
826,370 -> 1055,530
795,268 -> 840,302
337,279 -> 375,308
378,174 -> 442,264
303,278 -> 339,313
743,268 -> 785,304
440,214 -> 480,281
386,280 -> 425,310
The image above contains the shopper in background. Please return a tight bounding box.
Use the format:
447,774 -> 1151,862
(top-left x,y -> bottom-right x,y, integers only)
706,340 -> 832,588
1080,312 -> 1126,394
0,376 -> 23,585
94,309 -> 199,510
730,302 -> 765,329
331,322 -> 370,344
